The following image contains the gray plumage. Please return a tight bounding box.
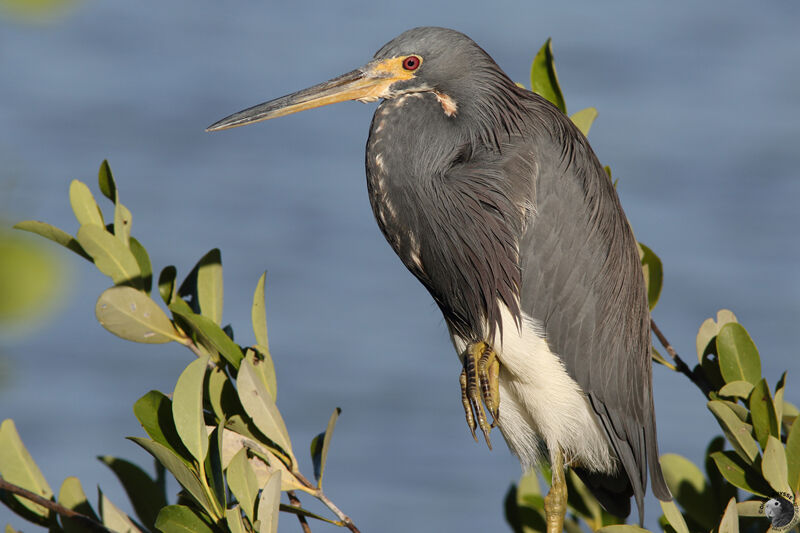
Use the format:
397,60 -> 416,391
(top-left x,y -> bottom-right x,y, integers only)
365,27 -> 670,519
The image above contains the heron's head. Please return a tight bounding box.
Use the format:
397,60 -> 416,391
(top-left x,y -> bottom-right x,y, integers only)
206,27 -> 510,131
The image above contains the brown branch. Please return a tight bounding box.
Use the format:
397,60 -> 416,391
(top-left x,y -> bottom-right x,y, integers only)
0,477 -> 113,533
651,318 -> 713,397
287,491 -> 312,533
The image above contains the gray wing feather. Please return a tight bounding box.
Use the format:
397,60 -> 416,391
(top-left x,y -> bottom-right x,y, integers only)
515,99 -> 671,520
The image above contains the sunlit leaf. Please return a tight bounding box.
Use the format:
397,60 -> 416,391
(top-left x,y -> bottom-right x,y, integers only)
129,237 -> 152,293
530,38 -> 566,113
707,400 -> 759,463
311,407 -> 340,488
154,505 -> 216,533
133,391 -> 194,467
13,220 -> 91,261
718,498 -> 739,533
113,202 -> 132,249
749,378 -> 779,450
170,303 -> 243,368
197,248 -> 223,325
256,471 -> 281,533
77,224 -> 142,287
596,526 -> 650,532
237,360 -> 293,462
696,309 -> 738,363
718,380 -> 754,400
172,357 -> 210,465
762,435 -> 791,495
58,477 -> 98,533
226,505 -> 247,533
69,179 -> 104,227
98,455 -> 165,529
207,366 -> 242,422
569,107 -> 598,136
99,489 -> 142,533
659,499 -> 689,533
717,323 -> 761,385
227,448 -> 259,523
96,286 -> 183,344
158,266 -> 177,306
0,419 -> 53,518
651,346 -> 676,371
786,415 -> 800,493
710,450 -> 770,497
638,242 -> 663,311
252,272 -> 269,349
248,346 -> 277,402
659,453 -> 716,530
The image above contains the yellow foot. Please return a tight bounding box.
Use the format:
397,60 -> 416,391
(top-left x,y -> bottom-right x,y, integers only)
459,342 -> 500,449
544,447 -> 567,533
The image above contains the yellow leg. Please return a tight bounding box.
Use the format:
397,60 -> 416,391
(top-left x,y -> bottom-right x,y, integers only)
459,342 -> 500,449
544,447 -> 567,533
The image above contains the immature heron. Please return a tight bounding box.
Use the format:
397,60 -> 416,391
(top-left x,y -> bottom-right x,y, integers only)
208,27 -> 671,529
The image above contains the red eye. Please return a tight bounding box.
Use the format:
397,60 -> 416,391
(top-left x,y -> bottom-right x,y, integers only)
402,56 -> 420,71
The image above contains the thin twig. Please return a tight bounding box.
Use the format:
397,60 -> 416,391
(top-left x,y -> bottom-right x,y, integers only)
0,477 -> 113,533
651,318 -> 713,397
287,491 -> 312,533
315,490 -> 361,533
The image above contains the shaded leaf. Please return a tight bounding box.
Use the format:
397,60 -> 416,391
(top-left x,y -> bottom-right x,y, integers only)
311,407 -> 340,488
256,471 -> 281,533
708,400 -> 759,463
530,38 -> 566,113
565,468 -> 602,528
762,435 -> 791,495
98,489 -> 142,533
710,451 -> 770,497
659,499 -> 689,533
206,423 -> 226,512
227,448 -> 259,523
749,378 -> 779,450
717,323 -> 761,385
207,366 -> 242,422
718,380 -> 754,400
252,272 -> 269,349
197,248 -> 223,325
569,107 -> 598,136
248,347 -> 277,402
159,266 -> 177,306
172,357 -> 210,465
660,453 -> 716,530
718,497 -> 739,533
705,436 -> 737,512
13,220 -> 92,261
0,419 -> 53,518
132,391 -> 193,467
96,286 -> 183,344
226,506 -> 247,533
786,415 -> 800,493
58,477 -> 98,533
128,437 -> 213,513
220,425 -> 304,493
170,303 -> 243,368
237,360 -> 293,462
596,526 -> 650,532
98,455 -> 165,529
129,237 -> 152,294
69,179 -> 104,227
638,242 -> 663,311
154,505 -> 215,533
98,160 -> 116,202
77,224 -> 142,287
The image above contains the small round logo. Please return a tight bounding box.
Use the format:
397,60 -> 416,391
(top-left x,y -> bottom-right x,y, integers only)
760,492 -> 799,531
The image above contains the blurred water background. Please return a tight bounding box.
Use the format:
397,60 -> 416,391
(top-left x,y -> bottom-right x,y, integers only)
1,1 -> 798,531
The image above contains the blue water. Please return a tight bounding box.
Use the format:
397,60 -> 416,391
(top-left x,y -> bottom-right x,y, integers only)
1,1 -> 798,531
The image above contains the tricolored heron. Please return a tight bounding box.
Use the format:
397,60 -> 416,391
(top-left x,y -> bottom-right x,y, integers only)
208,26 -> 671,530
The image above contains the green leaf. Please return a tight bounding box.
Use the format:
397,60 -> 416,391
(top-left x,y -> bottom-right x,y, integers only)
113,202 -> 132,248
98,455 -> 165,530
252,272 -> 269,349
159,266 -> 177,306
96,286 -> 183,344
710,450 -> 770,497
207,366 -> 242,422
786,414 -> 800,493
247,347 -> 277,402
170,303 -> 243,368
133,390 -> 193,465
735,500 -> 764,517
718,380 -> 754,400
129,237 -> 152,293
13,220 -> 92,261
98,489 -> 142,533
69,179 -> 104,227
128,437 -> 214,513
206,423 -> 226,512
226,506 -> 247,533
717,323 -> 761,385
696,309 -> 738,363
227,448 -> 260,523
197,248 -> 223,325
638,242 -> 663,311
256,471 -> 281,533
659,499 -> 689,533
530,38 -> 566,113
154,505 -> 216,533
762,435 -> 791,495
705,436 -> 738,512
58,477 -> 99,533
564,468 -> 602,527
310,407 -> 340,488
707,400 -> 759,463
98,160 -> 117,202
237,359 -> 293,463
596,526 -> 650,533
77,224 -> 142,287
569,107 -> 598,136
651,346 -> 676,371
749,378 -> 779,450
172,356 -> 210,465
0,419 -> 53,518
718,497 -> 739,533
659,453 -> 716,530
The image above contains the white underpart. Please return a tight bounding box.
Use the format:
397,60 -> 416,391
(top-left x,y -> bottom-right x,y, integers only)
452,302 -> 615,473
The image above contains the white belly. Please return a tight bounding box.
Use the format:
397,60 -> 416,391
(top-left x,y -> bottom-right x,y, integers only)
452,302 -> 615,473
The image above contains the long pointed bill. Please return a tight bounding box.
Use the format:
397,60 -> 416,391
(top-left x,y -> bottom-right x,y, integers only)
206,56 -> 418,132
